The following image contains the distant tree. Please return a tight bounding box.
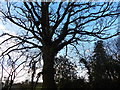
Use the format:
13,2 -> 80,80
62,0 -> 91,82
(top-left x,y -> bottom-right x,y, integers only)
0,2 -> 120,89
54,56 -> 77,83
88,40 -> 120,88
91,41 -> 108,81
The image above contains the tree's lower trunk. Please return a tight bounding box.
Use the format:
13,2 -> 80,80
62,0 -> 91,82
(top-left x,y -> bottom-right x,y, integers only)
31,70 -> 35,90
41,48 -> 57,90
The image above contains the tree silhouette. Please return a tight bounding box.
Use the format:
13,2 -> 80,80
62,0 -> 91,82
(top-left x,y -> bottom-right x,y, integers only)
54,56 -> 77,83
88,40 -> 120,88
90,41 -> 109,85
0,2 -> 120,89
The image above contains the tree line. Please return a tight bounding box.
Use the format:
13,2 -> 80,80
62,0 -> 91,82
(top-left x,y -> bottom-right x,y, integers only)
2,40 -> 120,89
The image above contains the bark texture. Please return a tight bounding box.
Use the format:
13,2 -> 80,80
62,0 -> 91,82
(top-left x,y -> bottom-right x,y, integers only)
42,46 -> 57,90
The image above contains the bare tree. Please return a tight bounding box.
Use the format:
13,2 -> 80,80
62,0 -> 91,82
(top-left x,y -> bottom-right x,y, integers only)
0,49 -> 35,90
0,1 -> 120,89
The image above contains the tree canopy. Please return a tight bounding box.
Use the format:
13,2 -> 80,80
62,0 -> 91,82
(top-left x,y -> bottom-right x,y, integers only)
81,40 -> 120,89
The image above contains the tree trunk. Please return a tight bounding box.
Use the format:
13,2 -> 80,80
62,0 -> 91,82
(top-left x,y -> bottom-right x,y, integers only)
42,46 -> 57,90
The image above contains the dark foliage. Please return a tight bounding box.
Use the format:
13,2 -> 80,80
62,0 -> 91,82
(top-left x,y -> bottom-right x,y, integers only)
54,56 -> 77,83
80,40 -> 120,89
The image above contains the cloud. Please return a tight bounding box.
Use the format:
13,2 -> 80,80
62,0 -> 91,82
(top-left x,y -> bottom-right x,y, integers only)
0,24 -> 5,30
0,23 -> 27,83
0,23 -> 16,35
0,21 -> 43,83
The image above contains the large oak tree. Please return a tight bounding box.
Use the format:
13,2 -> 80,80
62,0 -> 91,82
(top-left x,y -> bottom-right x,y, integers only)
0,1 -> 120,89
